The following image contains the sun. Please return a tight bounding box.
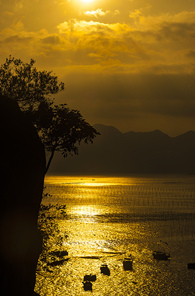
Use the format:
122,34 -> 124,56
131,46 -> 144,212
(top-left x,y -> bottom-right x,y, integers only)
75,0 -> 95,7
81,0 -> 94,3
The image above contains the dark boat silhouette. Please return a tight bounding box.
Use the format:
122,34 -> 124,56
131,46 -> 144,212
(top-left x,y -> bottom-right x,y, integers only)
153,251 -> 170,260
188,263 -> 195,269
84,274 -> 96,282
100,264 -> 110,275
123,256 -> 133,270
153,241 -> 170,260
83,281 -> 92,291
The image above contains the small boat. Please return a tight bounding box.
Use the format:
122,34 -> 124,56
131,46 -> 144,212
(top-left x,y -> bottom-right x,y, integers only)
153,251 -> 170,261
153,241 -> 170,261
100,264 -> 110,276
47,259 -> 67,267
83,281 -> 92,291
123,256 -> 133,270
188,263 -> 195,269
84,274 -> 96,282
49,250 -> 68,258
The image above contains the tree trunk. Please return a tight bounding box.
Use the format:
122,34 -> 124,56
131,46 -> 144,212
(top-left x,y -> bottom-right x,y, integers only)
45,147 -> 56,174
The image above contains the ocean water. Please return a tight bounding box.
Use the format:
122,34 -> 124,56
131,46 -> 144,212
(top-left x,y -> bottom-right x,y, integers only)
35,175 -> 195,296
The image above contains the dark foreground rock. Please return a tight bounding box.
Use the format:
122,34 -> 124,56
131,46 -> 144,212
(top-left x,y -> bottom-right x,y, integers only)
0,95 -> 45,295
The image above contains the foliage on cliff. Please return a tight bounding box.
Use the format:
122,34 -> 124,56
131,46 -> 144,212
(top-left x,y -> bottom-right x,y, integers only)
0,56 -> 99,173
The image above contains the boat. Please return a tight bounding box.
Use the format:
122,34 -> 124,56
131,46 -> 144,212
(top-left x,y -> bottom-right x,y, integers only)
188,263 -> 195,269
100,264 -> 110,276
83,281 -> 92,291
153,241 -> 170,261
84,274 -> 96,282
153,251 -> 170,261
123,256 -> 133,270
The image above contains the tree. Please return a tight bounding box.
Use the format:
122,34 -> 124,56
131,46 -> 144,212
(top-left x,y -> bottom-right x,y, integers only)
0,56 -> 64,111
0,56 -> 99,174
35,102 -> 99,174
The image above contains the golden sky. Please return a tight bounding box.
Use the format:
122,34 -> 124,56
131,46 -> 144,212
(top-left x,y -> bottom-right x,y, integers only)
0,0 -> 195,135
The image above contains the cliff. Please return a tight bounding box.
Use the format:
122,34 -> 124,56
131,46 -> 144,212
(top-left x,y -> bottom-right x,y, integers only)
0,94 -> 46,295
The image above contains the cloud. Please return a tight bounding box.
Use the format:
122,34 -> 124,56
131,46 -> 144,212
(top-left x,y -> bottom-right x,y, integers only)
53,15 -> 195,75
157,22 -> 195,42
55,19 -> 149,69
2,35 -> 33,43
42,35 -> 63,45
186,50 -> 195,59
85,9 -> 110,18
2,11 -> 14,17
114,10 -> 120,15
0,10 -> 194,76
0,0 -> 194,136
129,9 -> 142,23
1,1 -> 195,76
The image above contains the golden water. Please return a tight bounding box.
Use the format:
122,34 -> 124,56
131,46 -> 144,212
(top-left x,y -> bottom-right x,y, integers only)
35,176 -> 195,295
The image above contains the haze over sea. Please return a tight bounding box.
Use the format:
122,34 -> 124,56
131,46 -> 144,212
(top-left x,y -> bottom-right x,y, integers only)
35,175 -> 195,296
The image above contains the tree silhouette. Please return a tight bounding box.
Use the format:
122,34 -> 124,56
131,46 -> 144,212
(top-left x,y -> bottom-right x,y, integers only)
0,56 -> 99,173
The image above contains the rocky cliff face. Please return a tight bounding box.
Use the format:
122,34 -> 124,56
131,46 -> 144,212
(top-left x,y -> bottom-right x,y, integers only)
0,94 -> 46,295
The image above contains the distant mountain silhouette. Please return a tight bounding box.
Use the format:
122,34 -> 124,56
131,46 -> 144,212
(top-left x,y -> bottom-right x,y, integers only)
48,124 -> 195,175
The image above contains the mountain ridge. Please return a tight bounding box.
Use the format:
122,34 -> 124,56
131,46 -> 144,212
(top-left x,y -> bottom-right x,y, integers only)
94,124 -> 195,138
48,124 -> 195,175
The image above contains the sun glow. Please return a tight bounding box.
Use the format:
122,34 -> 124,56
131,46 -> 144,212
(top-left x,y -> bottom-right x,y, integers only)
81,0 -> 94,3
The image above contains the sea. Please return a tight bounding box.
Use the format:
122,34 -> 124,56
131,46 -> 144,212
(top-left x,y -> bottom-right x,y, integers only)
35,175 -> 195,296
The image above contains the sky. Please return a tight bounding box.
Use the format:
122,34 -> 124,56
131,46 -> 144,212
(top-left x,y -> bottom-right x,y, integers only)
0,0 -> 195,136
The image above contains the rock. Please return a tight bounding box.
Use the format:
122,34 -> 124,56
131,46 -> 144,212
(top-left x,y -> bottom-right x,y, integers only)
0,95 -> 46,296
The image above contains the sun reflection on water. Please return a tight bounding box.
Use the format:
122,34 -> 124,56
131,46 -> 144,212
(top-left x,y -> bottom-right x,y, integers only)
44,175 -> 137,187
70,205 -> 101,216
35,175 -> 195,296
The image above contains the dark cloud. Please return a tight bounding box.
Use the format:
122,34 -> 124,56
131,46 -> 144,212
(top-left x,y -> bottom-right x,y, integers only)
41,35 -> 62,45
2,35 -> 33,43
158,22 -> 195,41
186,50 -> 195,59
